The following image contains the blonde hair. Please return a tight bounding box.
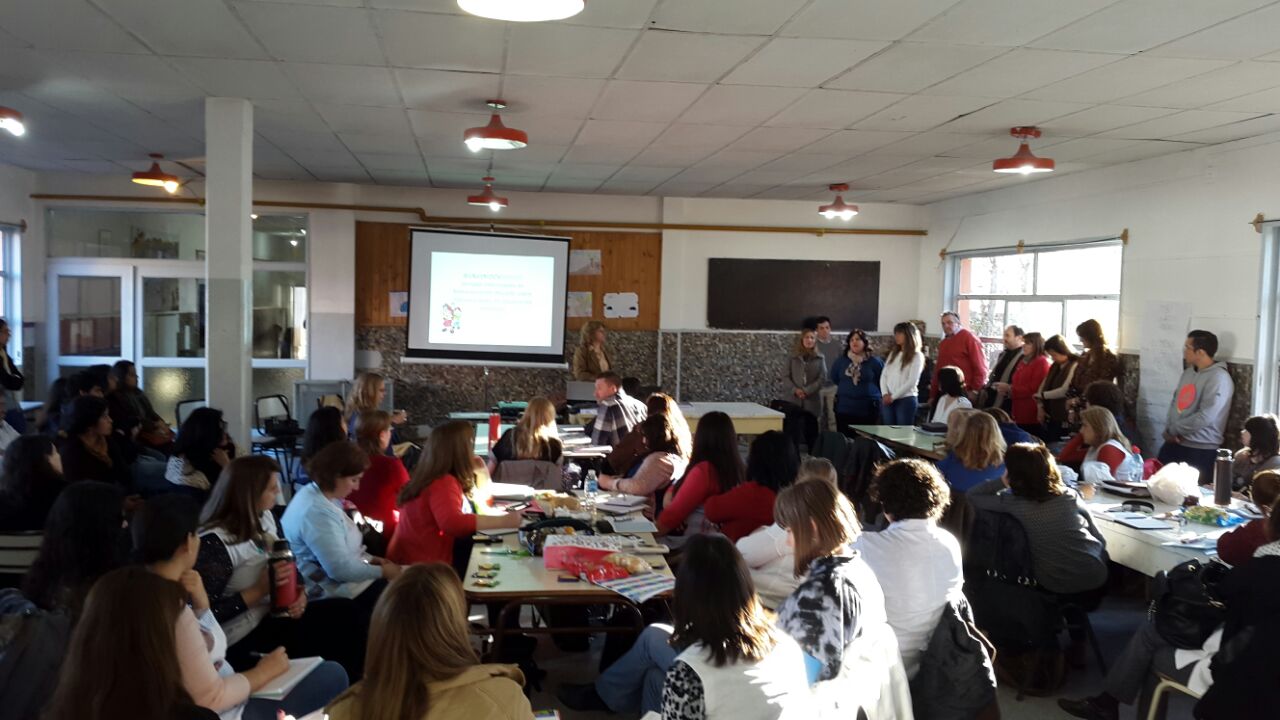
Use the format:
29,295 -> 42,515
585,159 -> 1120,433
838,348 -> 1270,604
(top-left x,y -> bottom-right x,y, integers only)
347,373 -> 385,414
1081,406 -> 1129,449
796,457 -> 838,486
952,411 -> 1005,471
355,410 -> 391,456
327,564 -> 480,720
944,409 -> 973,448
648,392 -> 692,459
792,329 -> 817,360
578,321 -> 606,349
774,480 -> 859,577
399,421 -> 477,505
514,397 -> 559,460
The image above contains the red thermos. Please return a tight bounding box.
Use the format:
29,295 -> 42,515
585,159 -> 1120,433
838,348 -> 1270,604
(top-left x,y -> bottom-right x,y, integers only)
268,540 -> 299,617
488,412 -> 500,450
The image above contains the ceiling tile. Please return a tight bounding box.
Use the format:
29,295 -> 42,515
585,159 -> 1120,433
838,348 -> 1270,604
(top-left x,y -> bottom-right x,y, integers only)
649,124 -> 753,151
1079,139 -> 1203,163
393,68 -> 499,111
0,0 -> 149,54
310,167 -> 373,183
407,110 -> 486,140
369,169 -> 430,186
1038,136 -> 1146,161
721,38 -> 888,87
421,157 -> 488,176
414,137 -> 480,160
765,89 -> 905,128
795,129 -> 915,155
1030,0 -> 1275,54
695,150 -> 785,170
1168,113 -> 1280,143
282,147 -> 365,171
628,145 -> 718,167
550,163 -> 622,180
507,24 -> 639,78
562,0 -> 660,28
853,95 -> 994,132
98,0 -> 268,59
49,53 -> 203,104
937,98 -> 1090,133
869,131 -> 983,156
316,105 -> 411,135
492,144 -> 569,164
502,114 -> 584,146
499,76 -> 605,117
366,0 -> 458,11
824,43 -> 1004,93
677,85 -> 807,125
615,31 -> 764,83
251,99 -> 332,134
1207,85 -> 1280,113
721,127 -> 834,153
667,165 -> 752,185
650,0 -> 809,35
286,64 -> 401,106
1121,62 -> 1280,109
906,0 -> 1117,46
597,180 -> 664,194
574,119 -> 667,146
241,0 -> 366,6
591,81 -> 706,122
1147,3 -> 1280,60
1097,109 -> 1266,139
170,58 -> 299,100
781,0 -> 962,41
923,49 -> 1122,98
353,152 -> 425,171
337,132 -> 419,154
373,11 -> 504,72
561,145 -> 643,164
1022,56 -> 1233,104
235,4 -> 384,65
1044,105 -> 1181,135
609,165 -> 683,183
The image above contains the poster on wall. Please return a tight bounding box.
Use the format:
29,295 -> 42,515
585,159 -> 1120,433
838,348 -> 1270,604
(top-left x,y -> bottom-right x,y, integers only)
567,291 -> 593,318
1138,300 -> 1192,449
388,291 -> 409,318
569,249 -> 602,275
603,292 -> 639,319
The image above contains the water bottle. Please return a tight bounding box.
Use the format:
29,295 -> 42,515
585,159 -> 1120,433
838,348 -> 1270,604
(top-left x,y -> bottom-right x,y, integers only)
488,412 -> 500,451
1213,448 -> 1233,506
585,469 -> 599,499
267,540 -> 299,618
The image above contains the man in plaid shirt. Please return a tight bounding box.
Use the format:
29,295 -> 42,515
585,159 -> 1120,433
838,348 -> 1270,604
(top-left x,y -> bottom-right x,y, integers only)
590,372 -> 648,448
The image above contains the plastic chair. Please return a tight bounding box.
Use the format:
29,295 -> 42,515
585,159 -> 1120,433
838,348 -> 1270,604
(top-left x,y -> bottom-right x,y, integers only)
254,394 -> 300,486
175,398 -> 206,427
0,531 -> 42,588
1146,674 -> 1201,720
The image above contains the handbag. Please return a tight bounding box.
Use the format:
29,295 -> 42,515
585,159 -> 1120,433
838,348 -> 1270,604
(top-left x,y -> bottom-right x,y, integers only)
1150,559 -> 1228,649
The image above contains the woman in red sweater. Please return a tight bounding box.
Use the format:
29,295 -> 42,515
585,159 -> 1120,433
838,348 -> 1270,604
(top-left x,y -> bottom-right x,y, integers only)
387,421 -> 523,574
995,332 -> 1050,427
1217,470 -> 1280,566
658,412 -> 744,547
705,430 -> 799,541
347,410 -> 410,541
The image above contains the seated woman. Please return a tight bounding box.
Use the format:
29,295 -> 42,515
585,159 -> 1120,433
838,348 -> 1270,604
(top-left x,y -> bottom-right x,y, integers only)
1231,414 -> 1280,491
856,459 -> 964,679
1217,470 -> 1280,566
348,410 -> 411,540
606,392 -> 691,478
488,397 -> 562,474
1074,406 -> 1143,482
281,442 -> 402,597
657,412 -> 744,546
0,435 -> 66,531
106,360 -> 172,450
981,407 -> 1037,446
58,395 -> 132,488
297,406 -> 348,486
196,456 -> 370,678
738,457 -> 837,610
929,365 -> 973,425
325,563 -> 534,720
968,443 -> 1108,599
21,481 -> 127,618
705,430 -> 799,541
599,414 -> 688,511
388,421 -> 522,575
1057,380 -> 1138,469
830,329 -> 884,432
168,408 -> 235,496
559,535 -> 809,718
935,410 -> 1007,493
134,495 -> 349,720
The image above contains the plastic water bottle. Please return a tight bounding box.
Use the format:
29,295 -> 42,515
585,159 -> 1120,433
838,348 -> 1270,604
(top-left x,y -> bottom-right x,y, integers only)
585,469 -> 599,499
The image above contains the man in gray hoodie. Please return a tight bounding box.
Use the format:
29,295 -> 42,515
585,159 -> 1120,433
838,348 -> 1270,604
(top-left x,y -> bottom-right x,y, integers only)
1158,330 -> 1234,483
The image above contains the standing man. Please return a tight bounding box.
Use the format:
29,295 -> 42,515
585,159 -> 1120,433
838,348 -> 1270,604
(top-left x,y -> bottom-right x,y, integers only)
931,311 -> 988,404
1159,330 -> 1234,483
812,316 -> 841,432
978,325 -> 1024,411
590,371 -> 648,448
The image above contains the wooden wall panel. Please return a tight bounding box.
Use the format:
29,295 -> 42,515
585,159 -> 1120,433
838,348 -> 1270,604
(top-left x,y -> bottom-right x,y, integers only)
355,222 -> 661,331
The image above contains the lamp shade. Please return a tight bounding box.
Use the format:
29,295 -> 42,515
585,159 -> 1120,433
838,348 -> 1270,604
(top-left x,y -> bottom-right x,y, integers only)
466,177 -> 509,212
0,107 -> 25,137
131,160 -> 181,194
818,183 -> 858,221
993,127 -> 1054,175
457,0 -> 584,22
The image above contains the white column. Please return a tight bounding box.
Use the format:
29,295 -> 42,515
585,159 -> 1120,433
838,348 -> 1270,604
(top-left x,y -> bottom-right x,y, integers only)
307,209 -> 356,380
204,98 -> 254,451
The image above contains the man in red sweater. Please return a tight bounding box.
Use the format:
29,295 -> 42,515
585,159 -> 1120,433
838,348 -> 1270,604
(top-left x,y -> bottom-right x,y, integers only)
931,311 -> 989,404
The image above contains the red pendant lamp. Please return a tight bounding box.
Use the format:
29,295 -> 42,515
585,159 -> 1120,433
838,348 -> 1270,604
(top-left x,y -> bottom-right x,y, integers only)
818,183 -> 858,221
0,106 -> 25,137
458,0 -> 584,22
467,177 -> 509,212
131,153 -> 181,194
463,100 -> 528,153
993,126 -> 1055,175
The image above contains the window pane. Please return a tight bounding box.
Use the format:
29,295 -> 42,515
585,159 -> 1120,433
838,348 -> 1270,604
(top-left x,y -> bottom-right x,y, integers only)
142,278 -> 205,358
58,276 -> 121,355
1036,245 -> 1122,295
253,367 -> 305,408
0,276 -> 5,318
253,215 -> 307,262
958,254 -> 1034,295
253,271 -> 307,360
46,208 -> 204,259
957,298 -> 1005,339
1007,301 -> 1064,339
142,367 -> 206,426
1065,299 -> 1121,348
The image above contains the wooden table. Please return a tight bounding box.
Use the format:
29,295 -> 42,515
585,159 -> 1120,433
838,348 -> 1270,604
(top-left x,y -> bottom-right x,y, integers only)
678,401 -> 784,435
849,424 -> 947,461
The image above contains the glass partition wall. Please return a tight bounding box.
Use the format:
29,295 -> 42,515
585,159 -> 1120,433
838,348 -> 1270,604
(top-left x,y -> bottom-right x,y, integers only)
45,209 -> 309,424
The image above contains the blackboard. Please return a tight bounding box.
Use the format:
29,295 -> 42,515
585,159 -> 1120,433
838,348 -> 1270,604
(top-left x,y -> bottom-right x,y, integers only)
707,258 -> 880,331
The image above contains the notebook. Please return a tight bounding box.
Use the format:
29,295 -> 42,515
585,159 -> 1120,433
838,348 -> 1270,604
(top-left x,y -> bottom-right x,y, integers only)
250,656 -> 324,700
1115,516 -> 1174,530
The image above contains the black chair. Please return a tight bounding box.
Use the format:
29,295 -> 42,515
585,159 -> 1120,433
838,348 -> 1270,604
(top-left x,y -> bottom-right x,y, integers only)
254,394 -> 302,487
175,398 -> 206,427
0,531 -> 42,589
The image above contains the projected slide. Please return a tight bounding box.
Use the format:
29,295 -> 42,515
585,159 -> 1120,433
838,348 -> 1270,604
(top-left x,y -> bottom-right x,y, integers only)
406,229 -> 570,366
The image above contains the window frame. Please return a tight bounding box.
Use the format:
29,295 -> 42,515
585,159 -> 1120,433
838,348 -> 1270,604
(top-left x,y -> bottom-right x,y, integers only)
1254,225 -> 1280,414
0,223 -> 21,367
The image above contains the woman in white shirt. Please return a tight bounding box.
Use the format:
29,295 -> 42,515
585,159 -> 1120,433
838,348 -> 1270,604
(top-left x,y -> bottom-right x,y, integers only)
930,366 -> 973,425
880,322 -> 926,426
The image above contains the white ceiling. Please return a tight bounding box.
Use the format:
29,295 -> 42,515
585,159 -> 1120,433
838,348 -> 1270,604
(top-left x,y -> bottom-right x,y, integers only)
3,0 -> 1280,204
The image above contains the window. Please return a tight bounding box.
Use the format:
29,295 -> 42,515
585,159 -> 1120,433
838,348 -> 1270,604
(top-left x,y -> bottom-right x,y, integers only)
947,242 -> 1123,359
0,224 -> 20,365
1255,225 -> 1280,414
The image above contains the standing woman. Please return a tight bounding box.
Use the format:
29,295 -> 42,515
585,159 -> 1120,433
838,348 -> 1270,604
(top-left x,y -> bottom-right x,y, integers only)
780,327 -> 826,449
388,421 -> 523,575
572,321 -> 612,382
1067,320 -> 1120,423
657,412 -> 745,545
1231,414 -> 1280,491
830,329 -> 884,434
880,321 -> 925,425
346,373 -> 407,441
1034,334 -> 1079,441
349,410 -> 412,541
996,331 -> 1051,429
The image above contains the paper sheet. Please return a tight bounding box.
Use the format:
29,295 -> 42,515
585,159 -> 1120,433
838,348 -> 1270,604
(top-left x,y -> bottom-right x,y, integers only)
250,657 -> 324,699
593,573 -> 675,603
569,249 -> 602,275
566,290 -> 593,317
1138,300 -> 1191,449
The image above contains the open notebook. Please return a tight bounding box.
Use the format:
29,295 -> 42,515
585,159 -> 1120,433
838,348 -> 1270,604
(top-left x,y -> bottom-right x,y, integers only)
250,656 -> 325,700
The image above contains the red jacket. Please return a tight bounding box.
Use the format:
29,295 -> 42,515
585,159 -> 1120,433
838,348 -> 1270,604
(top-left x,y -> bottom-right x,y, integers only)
704,481 -> 775,541
932,328 -> 989,400
347,453 -> 409,540
1217,519 -> 1268,567
659,462 -> 721,534
387,473 -> 477,566
1009,356 -> 1051,424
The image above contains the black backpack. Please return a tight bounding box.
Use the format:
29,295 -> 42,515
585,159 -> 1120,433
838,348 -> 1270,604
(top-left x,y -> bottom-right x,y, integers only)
1150,559 -> 1228,649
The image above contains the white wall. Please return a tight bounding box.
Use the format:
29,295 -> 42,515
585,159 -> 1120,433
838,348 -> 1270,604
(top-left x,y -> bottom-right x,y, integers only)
919,134 -> 1280,362
661,197 -> 929,331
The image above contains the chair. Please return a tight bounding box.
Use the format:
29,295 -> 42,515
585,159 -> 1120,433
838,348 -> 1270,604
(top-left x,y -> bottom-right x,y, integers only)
254,394 -> 301,486
175,398 -> 206,427
493,460 -> 567,491
0,531 -> 43,588
1146,674 -> 1201,720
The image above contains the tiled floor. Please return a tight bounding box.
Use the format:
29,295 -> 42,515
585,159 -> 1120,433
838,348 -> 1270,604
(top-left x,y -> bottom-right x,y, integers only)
507,595 -> 1198,720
